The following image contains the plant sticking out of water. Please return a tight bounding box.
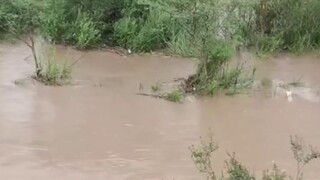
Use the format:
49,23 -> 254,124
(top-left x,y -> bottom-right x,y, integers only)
190,131 -> 219,180
167,1 -> 255,96
190,133 -> 319,180
224,153 -> 256,180
35,46 -> 73,86
262,164 -> 287,180
286,78 -> 304,88
165,89 -> 185,103
290,135 -> 320,180
261,78 -> 273,88
151,81 -> 163,92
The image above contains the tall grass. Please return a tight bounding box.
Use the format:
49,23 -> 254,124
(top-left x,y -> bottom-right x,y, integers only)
72,10 -> 101,49
40,0 -> 102,49
39,0 -> 130,48
113,1 -> 172,52
2,0 -> 320,53
36,46 -> 72,86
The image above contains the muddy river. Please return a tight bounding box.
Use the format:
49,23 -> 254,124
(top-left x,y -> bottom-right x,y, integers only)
0,43 -> 320,180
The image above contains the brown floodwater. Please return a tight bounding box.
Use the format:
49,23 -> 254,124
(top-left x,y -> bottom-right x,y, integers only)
0,43 -> 320,180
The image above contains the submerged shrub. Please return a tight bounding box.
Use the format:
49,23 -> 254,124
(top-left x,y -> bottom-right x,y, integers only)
40,59 -> 71,85
190,132 -> 219,180
262,164 -> 287,180
225,153 -> 256,180
191,133 -> 319,180
165,89 -> 184,103
36,46 -> 72,86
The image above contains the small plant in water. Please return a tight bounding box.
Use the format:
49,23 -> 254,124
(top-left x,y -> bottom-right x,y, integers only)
38,60 -> 71,86
287,78 -> 304,87
190,131 -> 219,180
262,163 -> 287,180
151,81 -> 162,92
190,133 -> 319,180
224,153 -> 256,180
165,89 -> 185,103
36,46 -> 73,86
261,78 -> 272,88
290,135 -> 320,180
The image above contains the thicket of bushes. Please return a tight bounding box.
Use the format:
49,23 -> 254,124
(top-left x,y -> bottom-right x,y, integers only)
1,0 -> 320,91
2,0 -> 319,52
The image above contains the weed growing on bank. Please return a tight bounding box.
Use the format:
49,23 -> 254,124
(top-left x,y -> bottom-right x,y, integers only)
190,133 -> 320,180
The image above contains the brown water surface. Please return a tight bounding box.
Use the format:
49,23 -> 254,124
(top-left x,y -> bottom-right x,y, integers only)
0,43 -> 320,180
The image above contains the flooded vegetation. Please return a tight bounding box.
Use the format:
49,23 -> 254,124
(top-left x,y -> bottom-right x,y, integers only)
0,43 -> 319,179
1,0 -> 320,179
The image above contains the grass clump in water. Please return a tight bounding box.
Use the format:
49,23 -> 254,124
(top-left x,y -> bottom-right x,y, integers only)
151,81 -> 163,92
37,60 -> 71,86
165,89 -> 184,103
286,78 -> 304,87
262,164 -> 287,180
183,41 -> 255,96
35,46 -> 73,86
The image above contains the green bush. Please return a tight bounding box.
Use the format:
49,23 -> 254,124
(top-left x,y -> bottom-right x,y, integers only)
40,0 -> 68,43
0,0 -> 40,37
167,31 -> 200,57
40,0 -> 102,48
2,0 -> 320,54
73,11 -> 101,49
40,0 -> 129,47
113,16 -> 139,49
113,1 -> 171,52
225,154 -> 256,180
253,0 -> 320,53
256,35 -> 282,57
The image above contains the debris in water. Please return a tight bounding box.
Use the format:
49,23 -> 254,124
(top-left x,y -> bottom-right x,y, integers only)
139,83 -> 144,91
286,90 -> 293,102
186,95 -> 196,102
124,123 -> 134,127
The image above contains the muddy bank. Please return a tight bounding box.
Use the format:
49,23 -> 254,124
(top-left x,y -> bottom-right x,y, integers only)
0,43 -> 320,179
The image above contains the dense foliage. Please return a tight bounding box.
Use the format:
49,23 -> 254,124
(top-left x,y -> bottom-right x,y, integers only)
1,0 -> 319,52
